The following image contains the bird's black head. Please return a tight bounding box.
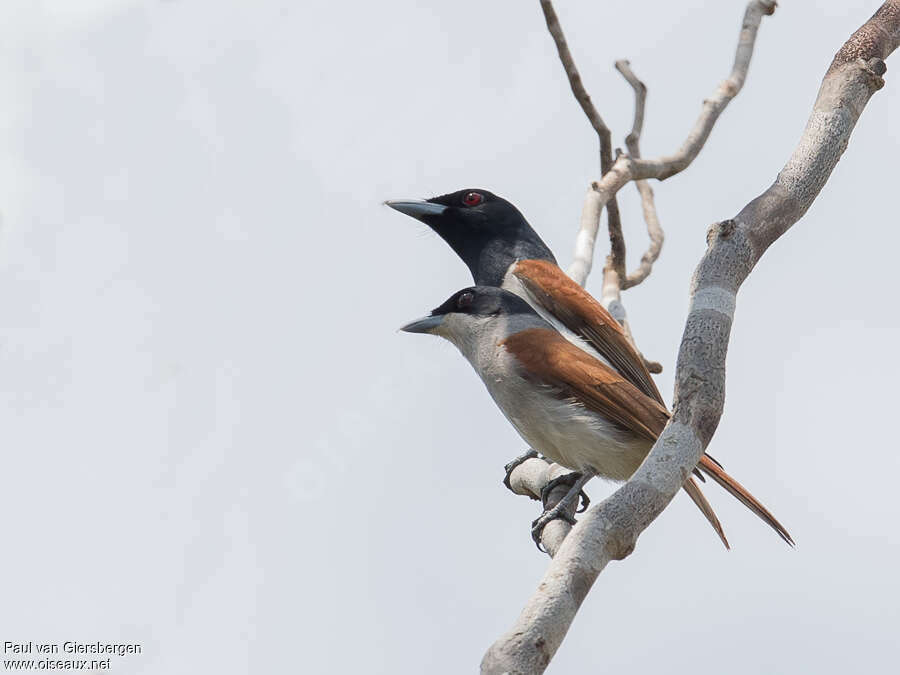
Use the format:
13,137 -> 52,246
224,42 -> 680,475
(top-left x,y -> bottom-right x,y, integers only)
431,285 -> 536,319
399,286 -> 537,335
385,189 -> 556,286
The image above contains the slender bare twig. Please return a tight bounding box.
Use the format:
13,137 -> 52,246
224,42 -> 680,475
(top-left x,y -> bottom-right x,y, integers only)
616,59 -> 665,291
540,0 -> 626,284
596,59 -> 665,375
568,0 -> 776,287
483,3 -> 900,673
618,60 -> 647,149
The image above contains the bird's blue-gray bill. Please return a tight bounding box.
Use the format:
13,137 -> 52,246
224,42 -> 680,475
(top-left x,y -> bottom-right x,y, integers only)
399,315 -> 445,334
384,200 -> 448,219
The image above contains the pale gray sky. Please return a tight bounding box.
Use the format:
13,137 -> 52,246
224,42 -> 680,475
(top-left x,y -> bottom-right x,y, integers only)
0,1 -> 897,673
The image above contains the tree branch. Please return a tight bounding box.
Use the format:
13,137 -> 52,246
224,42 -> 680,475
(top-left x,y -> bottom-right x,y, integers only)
506,458 -> 581,556
540,0 -> 626,284
568,0 -> 776,287
616,60 -> 664,292
597,59 -> 665,374
483,2 -> 900,672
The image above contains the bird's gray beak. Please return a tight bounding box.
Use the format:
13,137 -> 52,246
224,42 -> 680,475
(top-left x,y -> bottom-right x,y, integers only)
399,314 -> 445,334
384,199 -> 448,221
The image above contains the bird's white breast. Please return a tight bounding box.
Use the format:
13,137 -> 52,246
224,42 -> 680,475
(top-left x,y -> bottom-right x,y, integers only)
442,313 -> 650,481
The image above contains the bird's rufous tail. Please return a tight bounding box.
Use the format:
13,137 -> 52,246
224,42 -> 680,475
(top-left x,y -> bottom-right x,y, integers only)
682,477 -> 730,550
697,454 -> 794,546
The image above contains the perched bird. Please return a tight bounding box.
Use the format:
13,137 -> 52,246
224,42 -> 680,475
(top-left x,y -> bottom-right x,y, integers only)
385,189 -> 662,408
402,286 -> 794,548
386,189 -> 663,512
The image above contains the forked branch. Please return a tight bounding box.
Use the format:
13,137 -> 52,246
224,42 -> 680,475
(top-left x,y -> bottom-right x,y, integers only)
568,0 -> 777,287
598,59 -> 664,374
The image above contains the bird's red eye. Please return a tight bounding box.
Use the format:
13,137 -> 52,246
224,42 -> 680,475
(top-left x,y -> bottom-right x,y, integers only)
462,192 -> 483,206
457,291 -> 475,310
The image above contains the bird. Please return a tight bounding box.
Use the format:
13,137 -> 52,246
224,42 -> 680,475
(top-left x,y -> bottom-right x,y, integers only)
387,189 -> 792,547
386,189 -> 664,507
385,188 -> 663,408
401,286 -> 794,548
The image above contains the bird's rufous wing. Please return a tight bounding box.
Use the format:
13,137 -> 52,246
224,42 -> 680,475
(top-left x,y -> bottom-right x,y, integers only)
512,259 -> 663,404
500,327 -> 669,441
502,326 -> 735,547
502,326 -> 794,546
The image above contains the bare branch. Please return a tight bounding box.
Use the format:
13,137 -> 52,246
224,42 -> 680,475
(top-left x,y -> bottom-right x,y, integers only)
597,60 -> 665,374
507,458 -> 581,556
616,60 -> 665,291
568,0 -> 776,287
646,0 -> 777,180
539,0 -> 610,147
617,60 -> 647,149
624,179 -> 664,289
483,3 -> 900,672
540,0 -> 626,284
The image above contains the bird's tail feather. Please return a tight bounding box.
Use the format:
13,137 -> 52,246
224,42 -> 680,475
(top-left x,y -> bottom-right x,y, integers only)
698,454 -> 794,546
682,477 -> 729,550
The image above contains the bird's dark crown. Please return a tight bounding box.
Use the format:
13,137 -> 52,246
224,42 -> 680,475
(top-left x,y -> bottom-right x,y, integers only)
430,286 -> 537,319
423,189 -> 556,286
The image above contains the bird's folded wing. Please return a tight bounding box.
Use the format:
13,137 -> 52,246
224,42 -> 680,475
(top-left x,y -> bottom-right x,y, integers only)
501,327 -> 670,442
512,259 -> 664,404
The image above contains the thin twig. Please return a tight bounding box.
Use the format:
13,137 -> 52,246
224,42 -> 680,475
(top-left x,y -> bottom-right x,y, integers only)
594,59 -> 666,374
617,60 -> 647,150
616,59 -> 665,291
540,0 -> 626,284
568,0 -> 777,287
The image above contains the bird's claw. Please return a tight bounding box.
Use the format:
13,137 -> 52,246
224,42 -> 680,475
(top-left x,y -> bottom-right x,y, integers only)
539,472 -> 590,513
502,449 -> 540,493
575,489 -> 590,513
530,471 -> 593,551
531,505 -> 578,551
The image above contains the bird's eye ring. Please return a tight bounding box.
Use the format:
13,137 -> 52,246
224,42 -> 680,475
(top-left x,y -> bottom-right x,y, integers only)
462,192 -> 483,207
457,291 -> 475,310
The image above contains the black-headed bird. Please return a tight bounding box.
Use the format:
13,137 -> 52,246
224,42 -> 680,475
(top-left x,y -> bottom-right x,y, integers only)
385,188 -> 662,406
389,191 -> 793,547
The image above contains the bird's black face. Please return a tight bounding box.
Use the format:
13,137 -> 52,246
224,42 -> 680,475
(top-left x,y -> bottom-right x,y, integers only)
430,286 -> 507,318
388,188 -> 509,240
385,188 -> 556,286
399,286 -> 536,334
425,188 -> 505,228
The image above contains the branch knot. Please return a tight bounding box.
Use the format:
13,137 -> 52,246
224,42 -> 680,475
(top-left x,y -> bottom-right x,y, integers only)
857,57 -> 887,90
760,0 -> 777,16
706,219 -> 736,245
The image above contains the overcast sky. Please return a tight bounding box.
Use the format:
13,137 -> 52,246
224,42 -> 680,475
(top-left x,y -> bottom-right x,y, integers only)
0,1 -> 897,673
